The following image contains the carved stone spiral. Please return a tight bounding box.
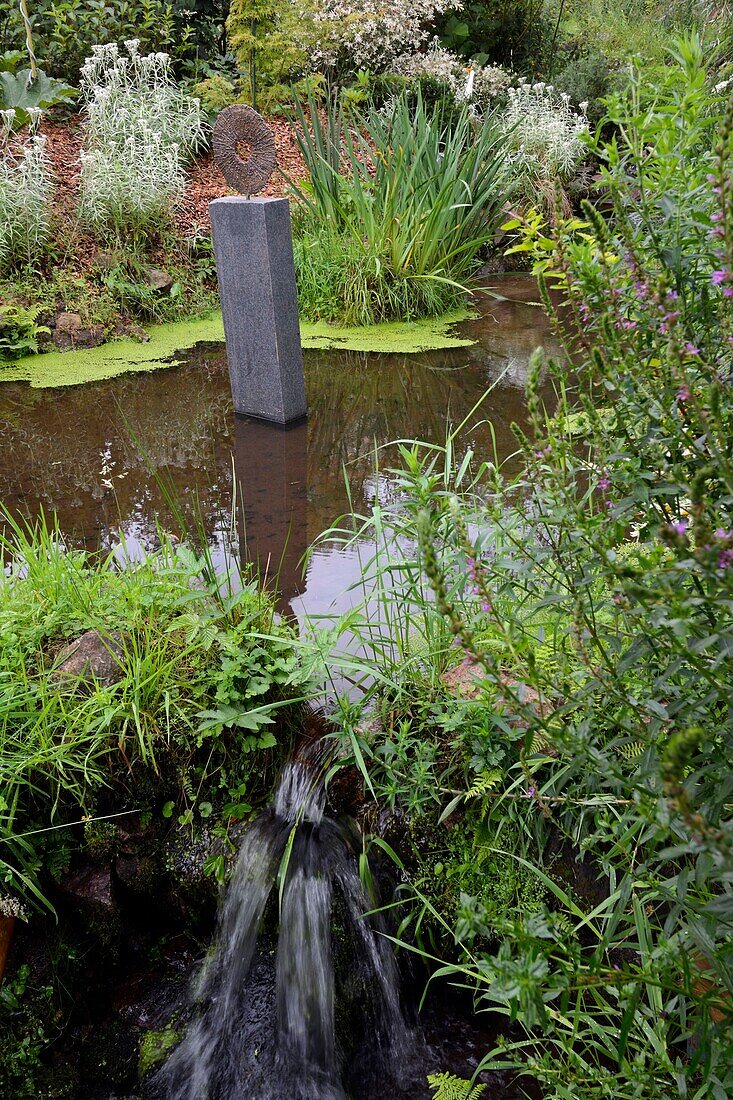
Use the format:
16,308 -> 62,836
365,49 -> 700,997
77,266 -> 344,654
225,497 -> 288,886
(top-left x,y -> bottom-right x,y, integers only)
212,105 -> 277,196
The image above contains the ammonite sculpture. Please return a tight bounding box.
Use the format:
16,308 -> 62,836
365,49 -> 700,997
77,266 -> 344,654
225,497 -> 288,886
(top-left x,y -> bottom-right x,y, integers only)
212,105 -> 277,197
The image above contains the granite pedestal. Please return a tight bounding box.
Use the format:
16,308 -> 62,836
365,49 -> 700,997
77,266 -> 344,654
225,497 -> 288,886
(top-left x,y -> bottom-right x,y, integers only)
209,196 -> 306,424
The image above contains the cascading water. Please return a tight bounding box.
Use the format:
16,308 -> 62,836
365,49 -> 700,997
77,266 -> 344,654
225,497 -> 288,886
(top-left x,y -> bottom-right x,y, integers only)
150,740 -> 417,1100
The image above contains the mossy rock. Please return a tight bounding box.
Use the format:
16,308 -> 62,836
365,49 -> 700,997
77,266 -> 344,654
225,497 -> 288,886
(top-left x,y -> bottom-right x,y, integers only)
138,1026 -> 181,1077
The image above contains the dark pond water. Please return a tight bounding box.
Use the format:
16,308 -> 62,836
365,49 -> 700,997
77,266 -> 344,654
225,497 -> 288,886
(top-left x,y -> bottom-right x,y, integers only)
0,276 -> 558,635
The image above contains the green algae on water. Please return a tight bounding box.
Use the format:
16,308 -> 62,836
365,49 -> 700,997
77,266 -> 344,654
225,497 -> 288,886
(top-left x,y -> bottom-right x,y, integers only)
0,310 -> 475,389
301,309 -> 475,354
0,315 -> 227,389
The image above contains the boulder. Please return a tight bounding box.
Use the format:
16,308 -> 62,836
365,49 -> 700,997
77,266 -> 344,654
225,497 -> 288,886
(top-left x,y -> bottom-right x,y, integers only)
53,311 -> 106,351
144,267 -> 174,293
50,629 -> 125,689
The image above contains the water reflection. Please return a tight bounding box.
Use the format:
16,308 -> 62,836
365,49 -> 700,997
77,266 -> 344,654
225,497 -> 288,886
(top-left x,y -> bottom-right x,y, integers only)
0,276 -> 558,627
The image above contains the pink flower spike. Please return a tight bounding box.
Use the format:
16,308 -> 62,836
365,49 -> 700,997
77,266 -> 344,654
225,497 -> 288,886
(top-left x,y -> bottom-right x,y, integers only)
712,269 -> 728,285
670,520 -> 688,536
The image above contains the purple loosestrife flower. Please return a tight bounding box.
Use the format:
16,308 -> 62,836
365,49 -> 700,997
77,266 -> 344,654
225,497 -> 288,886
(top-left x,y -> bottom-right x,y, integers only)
670,520 -> 688,537
598,476 -> 610,491
712,269 -> 729,286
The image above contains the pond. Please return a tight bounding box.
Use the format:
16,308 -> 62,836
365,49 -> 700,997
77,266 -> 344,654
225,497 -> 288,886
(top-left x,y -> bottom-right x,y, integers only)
0,276 -> 558,634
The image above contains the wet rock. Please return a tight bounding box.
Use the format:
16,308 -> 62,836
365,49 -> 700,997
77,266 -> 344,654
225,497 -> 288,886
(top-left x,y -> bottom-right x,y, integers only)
53,311 -> 106,350
61,862 -> 124,957
443,661 -> 551,741
144,267 -> 174,294
327,763 -> 365,816
51,629 -> 125,689
138,1027 -> 181,1078
115,853 -> 164,900
163,825 -> 225,922
79,1020 -> 140,1088
62,863 -> 117,915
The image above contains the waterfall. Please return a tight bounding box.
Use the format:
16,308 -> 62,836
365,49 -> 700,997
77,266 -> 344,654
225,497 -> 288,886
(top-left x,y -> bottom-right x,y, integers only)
150,742 -> 416,1100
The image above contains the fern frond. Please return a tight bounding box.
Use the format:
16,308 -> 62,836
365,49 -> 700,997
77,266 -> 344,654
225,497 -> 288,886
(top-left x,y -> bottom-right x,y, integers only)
427,1071 -> 487,1099
465,769 -> 503,800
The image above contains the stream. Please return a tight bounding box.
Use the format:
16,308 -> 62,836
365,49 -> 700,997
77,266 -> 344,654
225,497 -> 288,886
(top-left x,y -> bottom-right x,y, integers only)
0,276 -> 556,1098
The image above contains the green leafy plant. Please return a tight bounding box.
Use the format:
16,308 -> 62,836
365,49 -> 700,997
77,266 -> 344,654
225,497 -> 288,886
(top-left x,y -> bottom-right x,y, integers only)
0,304 -> 50,359
323,34 -> 733,1100
288,89 -> 513,324
0,508 -> 314,912
0,0 -> 192,85
0,69 -> 75,129
428,1072 -> 486,1099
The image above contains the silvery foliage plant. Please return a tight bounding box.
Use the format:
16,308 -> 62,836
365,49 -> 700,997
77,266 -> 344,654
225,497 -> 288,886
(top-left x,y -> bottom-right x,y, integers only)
503,79 -> 589,181
0,107 -> 52,270
78,39 -> 206,235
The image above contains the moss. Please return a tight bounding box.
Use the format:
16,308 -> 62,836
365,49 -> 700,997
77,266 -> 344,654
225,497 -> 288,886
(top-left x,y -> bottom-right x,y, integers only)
0,309 -> 476,389
138,1027 -> 181,1077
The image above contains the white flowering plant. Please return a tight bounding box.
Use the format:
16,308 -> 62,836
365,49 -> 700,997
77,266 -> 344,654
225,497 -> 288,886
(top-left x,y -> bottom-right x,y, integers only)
303,0 -> 463,76
78,40 -> 206,237
0,108 -> 53,271
390,40 -> 511,116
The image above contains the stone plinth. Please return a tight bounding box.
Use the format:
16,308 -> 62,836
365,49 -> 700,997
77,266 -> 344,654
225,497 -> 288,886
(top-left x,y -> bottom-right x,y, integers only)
209,196 -> 306,424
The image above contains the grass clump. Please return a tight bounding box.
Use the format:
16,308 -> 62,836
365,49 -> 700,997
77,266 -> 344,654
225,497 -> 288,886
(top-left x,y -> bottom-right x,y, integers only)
0,510 -> 312,912
288,89 -> 513,326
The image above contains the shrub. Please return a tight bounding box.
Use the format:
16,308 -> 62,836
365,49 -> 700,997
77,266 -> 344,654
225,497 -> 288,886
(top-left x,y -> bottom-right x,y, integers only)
288,89 -> 513,324
389,39 -> 511,116
78,40 -> 206,239
436,0 -> 560,75
551,49 -> 620,127
0,110 -> 53,271
0,0 -> 191,85
226,0 -> 312,108
301,0 -> 462,78
326,34 -> 733,1100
